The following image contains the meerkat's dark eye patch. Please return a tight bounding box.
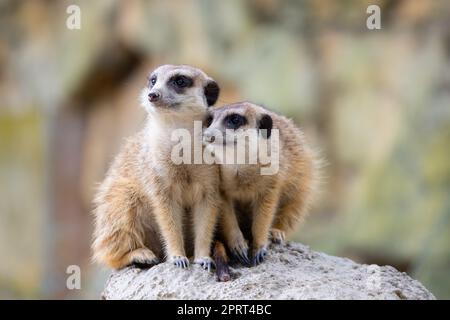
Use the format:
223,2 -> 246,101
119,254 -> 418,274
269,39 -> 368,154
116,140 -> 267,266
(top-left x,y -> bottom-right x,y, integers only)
204,114 -> 213,128
169,75 -> 193,91
224,114 -> 247,130
258,114 -> 273,139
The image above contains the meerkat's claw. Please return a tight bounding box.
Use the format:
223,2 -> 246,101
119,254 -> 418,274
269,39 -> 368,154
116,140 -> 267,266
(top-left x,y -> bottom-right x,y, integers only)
229,236 -> 251,266
252,246 -> 268,266
270,228 -> 286,245
172,256 -> 190,269
194,257 -> 215,272
231,247 -> 251,266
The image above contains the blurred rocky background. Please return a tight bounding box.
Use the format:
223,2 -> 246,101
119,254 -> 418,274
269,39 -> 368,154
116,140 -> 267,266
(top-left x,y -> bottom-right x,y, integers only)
0,0 -> 449,299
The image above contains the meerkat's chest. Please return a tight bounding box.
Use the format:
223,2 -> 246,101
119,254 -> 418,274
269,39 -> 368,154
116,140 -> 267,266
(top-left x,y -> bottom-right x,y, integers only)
220,165 -> 265,201
171,164 -> 218,206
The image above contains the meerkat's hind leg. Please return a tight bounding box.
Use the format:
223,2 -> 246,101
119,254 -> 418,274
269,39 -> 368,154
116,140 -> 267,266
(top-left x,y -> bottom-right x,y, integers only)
92,182 -> 160,270
125,248 -> 160,269
270,190 -> 310,246
269,228 -> 286,245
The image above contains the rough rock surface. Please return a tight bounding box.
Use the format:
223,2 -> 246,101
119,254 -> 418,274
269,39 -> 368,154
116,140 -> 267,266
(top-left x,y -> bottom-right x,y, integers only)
102,242 -> 435,300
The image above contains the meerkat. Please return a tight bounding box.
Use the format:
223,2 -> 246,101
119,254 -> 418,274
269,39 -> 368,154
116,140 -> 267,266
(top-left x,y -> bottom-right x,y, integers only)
203,102 -> 318,266
92,64 -> 221,271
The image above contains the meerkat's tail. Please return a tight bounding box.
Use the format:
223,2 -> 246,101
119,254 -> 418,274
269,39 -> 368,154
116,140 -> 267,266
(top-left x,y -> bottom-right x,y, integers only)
213,240 -> 231,282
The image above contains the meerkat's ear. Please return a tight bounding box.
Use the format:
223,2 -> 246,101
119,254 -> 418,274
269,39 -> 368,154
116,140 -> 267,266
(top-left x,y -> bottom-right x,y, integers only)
258,114 -> 273,139
204,80 -> 220,106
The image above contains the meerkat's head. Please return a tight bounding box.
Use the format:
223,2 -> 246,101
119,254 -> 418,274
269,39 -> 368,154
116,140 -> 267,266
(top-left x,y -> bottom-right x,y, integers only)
140,64 -> 220,117
203,102 -> 273,146
204,102 -> 279,174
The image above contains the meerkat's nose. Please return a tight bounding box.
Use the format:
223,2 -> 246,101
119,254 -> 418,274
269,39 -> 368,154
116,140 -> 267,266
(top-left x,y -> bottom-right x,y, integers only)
203,132 -> 215,143
148,91 -> 161,102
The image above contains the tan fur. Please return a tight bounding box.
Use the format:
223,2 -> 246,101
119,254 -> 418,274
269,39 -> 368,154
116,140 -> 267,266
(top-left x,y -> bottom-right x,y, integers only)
205,102 -> 318,262
92,65 -> 220,269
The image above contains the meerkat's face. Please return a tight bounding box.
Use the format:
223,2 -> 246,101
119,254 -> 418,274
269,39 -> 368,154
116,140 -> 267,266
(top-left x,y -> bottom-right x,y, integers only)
203,102 -> 273,146
140,65 -> 219,116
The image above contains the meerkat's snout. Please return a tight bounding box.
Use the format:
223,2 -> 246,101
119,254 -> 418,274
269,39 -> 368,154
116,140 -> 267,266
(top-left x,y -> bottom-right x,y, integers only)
203,124 -> 226,146
148,91 -> 161,103
203,132 -> 216,143
202,114 -> 219,145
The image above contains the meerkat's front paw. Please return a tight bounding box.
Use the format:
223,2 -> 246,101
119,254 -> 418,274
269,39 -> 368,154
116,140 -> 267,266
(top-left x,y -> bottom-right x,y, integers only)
252,245 -> 268,266
194,256 -> 215,272
269,228 -> 286,244
128,248 -> 160,269
170,255 -> 190,269
229,235 -> 251,266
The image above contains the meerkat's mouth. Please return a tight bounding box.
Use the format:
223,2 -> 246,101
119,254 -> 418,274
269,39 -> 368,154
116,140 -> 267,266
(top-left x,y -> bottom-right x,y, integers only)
151,100 -> 181,109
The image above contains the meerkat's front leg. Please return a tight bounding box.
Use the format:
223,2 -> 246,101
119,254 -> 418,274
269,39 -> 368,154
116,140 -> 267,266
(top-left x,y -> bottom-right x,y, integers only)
220,198 -> 251,265
251,190 -> 279,265
152,198 -> 189,268
192,200 -> 219,272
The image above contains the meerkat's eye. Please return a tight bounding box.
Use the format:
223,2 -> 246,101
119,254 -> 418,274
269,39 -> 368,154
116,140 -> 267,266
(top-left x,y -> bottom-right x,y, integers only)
224,114 -> 247,130
149,76 -> 157,87
172,75 -> 192,88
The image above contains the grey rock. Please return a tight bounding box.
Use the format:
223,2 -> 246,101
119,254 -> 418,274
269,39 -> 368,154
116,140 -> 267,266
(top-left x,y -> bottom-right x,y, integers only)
102,242 -> 435,300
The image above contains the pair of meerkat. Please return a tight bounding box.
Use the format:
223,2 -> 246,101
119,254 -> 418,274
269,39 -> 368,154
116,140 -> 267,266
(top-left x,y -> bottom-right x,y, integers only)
92,65 -> 220,270
92,65 -> 317,275
204,102 -> 317,269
